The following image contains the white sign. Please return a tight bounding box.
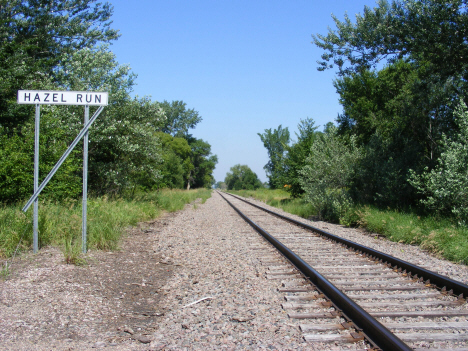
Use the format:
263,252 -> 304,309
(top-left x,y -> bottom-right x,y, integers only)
17,90 -> 108,106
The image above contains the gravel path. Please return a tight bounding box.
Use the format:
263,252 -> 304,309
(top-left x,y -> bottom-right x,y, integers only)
0,192 -> 312,350
146,192 -> 310,350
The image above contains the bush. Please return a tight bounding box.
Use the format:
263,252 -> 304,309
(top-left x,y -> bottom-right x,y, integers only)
0,113 -> 82,203
409,101 -> 468,224
313,188 -> 354,223
299,126 -> 361,223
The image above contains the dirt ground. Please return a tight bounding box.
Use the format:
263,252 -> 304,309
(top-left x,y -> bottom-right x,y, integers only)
0,214 -> 179,350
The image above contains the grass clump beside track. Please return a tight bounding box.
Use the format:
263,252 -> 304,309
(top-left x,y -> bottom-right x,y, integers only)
357,207 -> 468,264
228,189 -> 468,265
0,189 -> 212,261
229,189 -> 316,219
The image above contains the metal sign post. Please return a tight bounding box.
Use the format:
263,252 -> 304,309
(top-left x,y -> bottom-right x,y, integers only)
18,90 -> 108,253
33,105 -> 40,253
82,106 -> 89,253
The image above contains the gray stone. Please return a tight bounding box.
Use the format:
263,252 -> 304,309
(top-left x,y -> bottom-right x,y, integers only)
92,341 -> 107,348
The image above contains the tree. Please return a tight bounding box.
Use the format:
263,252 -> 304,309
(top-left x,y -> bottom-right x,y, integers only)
0,44 -> 165,201
313,0 -> 468,81
314,1 -> 468,209
0,108 -> 82,202
409,101 -> 468,223
299,126 -> 361,222
159,100 -> 202,138
185,136 -> 217,190
157,132 -> 192,189
52,46 -> 164,196
88,96 -> 164,195
258,125 -> 290,189
283,118 -> 319,197
314,0 -> 467,146
0,0 -> 119,131
214,181 -> 227,190
335,59 -> 458,154
225,164 -> 262,190
0,0 -> 217,201
56,46 -> 136,100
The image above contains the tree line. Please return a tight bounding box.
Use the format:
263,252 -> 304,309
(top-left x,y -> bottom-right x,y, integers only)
0,0 -> 217,203
257,0 -> 468,225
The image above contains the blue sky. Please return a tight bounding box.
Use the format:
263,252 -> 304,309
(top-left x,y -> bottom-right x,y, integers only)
109,0 -> 379,183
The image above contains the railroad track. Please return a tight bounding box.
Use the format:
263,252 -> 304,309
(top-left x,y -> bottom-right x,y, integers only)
218,191 -> 468,351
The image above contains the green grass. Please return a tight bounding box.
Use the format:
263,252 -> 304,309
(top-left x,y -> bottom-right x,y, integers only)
0,188 -> 212,260
230,188 -> 290,203
139,188 -> 211,212
229,189 -> 316,219
228,189 -> 468,265
357,206 -> 468,264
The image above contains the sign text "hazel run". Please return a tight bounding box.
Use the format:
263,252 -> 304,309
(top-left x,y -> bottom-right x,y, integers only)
17,90 -> 108,106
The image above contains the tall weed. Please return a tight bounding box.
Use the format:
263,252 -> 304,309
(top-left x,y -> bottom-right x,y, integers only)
0,206 -> 31,257
0,189 -> 211,259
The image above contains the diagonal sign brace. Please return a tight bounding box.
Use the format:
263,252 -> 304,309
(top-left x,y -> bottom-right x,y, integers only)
22,106 -> 104,213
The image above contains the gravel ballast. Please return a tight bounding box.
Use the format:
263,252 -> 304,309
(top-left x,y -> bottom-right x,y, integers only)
0,193 -> 310,350
241,194 -> 468,285
1,191 -> 467,350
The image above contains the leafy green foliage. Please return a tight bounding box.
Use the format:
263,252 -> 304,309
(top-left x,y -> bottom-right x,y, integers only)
314,1 -> 467,209
258,125 -> 290,189
56,46 -> 136,98
52,46 -> 165,196
157,132 -> 191,189
0,0 -> 119,130
313,0 -> 468,80
214,181 -> 227,190
335,60 -> 423,143
0,107 -> 82,202
88,96 -> 164,196
0,46 -> 166,201
0,2 -> 217,203
224,164 -> 262,190
156,102 -> 216,190
332,63 -> 462,209
159,100 -> 202,138
351,133 -> 421,207
299,126 -> 361,222
283,118 -> 319,197
409,101 -> 468,223
186,137 -> 218,189
335,59 -> 457,186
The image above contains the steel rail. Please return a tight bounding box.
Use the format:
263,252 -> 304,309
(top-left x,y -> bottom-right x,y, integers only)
218,191 -> 412,351
225,192 -> 468,298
